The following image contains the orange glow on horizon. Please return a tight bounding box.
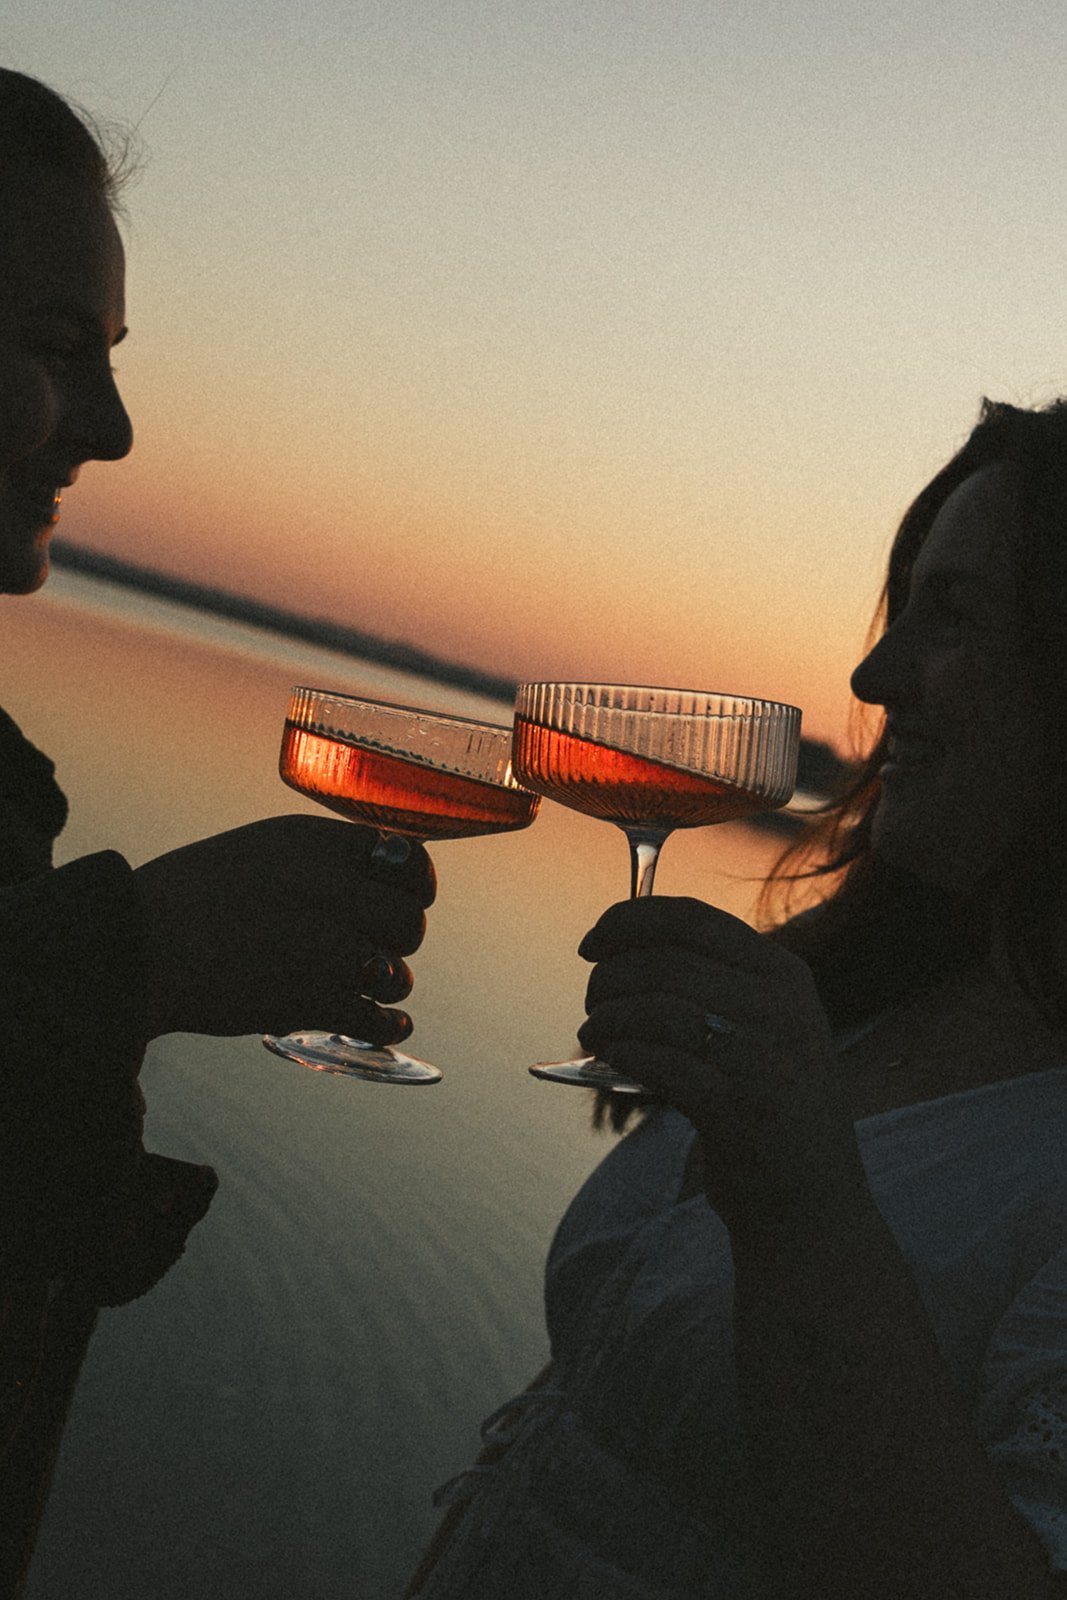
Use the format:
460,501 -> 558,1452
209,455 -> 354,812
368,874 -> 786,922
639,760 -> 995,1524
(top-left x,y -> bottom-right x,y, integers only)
12,2 -> 1067,787
61,399 -> 879,753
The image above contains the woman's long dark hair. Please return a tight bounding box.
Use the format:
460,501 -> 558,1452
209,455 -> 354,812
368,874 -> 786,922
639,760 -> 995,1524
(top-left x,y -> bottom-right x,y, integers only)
594,397 -> 1067,1133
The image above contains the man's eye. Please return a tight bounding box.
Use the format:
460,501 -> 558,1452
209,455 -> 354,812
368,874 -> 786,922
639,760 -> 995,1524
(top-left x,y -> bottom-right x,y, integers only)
33,338 -> 80,363
26,320 -> 84,360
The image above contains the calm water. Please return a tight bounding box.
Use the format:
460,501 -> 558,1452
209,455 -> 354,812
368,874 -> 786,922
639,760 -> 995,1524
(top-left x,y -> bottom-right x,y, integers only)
5,572 -> 787,1599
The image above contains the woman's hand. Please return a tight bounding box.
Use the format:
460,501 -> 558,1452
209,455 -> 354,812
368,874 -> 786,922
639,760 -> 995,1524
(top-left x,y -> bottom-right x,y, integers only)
133,815 -> 435,1043
577,896 -> 869,1245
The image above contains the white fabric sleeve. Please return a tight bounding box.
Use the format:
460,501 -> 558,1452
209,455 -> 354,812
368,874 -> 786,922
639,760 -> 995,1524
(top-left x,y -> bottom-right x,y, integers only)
976,1243 -> 1067,1571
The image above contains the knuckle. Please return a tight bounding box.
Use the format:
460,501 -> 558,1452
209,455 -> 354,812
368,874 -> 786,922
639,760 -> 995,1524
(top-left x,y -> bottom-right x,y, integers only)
356,952 -> 413,1003
419,859 -> 438,907
584,963 -> 622,1006
350,999 -> 411,1045
389,1007 -> 414,1040
397,909 -> 427,955
389,962 -> 414,1001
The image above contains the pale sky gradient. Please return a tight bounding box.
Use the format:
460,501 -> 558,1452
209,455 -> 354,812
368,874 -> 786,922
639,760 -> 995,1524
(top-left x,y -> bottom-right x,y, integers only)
8,1 -> 1067,745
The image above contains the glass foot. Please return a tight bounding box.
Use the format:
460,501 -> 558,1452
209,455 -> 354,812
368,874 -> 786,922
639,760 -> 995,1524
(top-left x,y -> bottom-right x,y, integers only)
263,1030 -> 442,1083
528,1054 -> 647,1094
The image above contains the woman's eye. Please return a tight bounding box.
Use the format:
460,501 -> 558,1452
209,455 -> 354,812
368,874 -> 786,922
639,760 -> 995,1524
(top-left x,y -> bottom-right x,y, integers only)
937,592 -> 985,640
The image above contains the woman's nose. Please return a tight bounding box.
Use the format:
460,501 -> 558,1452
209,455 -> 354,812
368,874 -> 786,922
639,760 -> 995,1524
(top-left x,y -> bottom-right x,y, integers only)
850,626 -> 909,708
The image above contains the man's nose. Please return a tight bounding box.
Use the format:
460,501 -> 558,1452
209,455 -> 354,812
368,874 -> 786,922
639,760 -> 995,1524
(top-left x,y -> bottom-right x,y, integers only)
66,368 -> 134,463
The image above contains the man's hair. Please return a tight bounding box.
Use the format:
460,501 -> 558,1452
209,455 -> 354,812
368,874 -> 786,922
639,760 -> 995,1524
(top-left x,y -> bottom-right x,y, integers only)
0,68 -> 134,207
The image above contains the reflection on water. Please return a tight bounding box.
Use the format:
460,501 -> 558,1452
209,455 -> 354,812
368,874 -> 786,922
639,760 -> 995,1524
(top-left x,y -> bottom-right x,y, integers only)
6,572 -> 789,1599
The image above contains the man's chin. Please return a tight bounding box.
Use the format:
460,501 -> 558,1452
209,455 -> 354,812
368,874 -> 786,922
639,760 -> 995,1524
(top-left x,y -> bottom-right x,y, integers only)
22,557 -> 50,594
0,533 -> 52,595
0,553 -> 49,598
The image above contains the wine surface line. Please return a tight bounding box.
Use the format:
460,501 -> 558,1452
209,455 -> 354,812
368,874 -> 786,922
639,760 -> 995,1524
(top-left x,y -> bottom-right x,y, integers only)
512,716 -> 768,829
281,723 -> 539,840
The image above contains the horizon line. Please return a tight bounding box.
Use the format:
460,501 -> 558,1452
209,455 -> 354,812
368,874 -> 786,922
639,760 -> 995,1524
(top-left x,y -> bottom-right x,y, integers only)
48,537 -> 846,828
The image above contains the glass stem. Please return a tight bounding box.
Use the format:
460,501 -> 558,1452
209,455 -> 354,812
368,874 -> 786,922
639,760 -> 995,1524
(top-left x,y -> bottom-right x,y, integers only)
622,827 -> 669,898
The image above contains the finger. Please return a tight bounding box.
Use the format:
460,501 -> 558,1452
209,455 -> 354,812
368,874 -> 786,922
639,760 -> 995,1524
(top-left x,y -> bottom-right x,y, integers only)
598,1039 -> 727,1120
584,947 -> 788,1029
361,830 -> 437,907
370,834 -> 413,868
579,994 -> 730,1059
350,884 -> 428,956
355,949 -> 414,1004
585,945 -> 727,1010
579,896 -> 765,967
333,998 -> 414,1047
265,991 -> 415,1046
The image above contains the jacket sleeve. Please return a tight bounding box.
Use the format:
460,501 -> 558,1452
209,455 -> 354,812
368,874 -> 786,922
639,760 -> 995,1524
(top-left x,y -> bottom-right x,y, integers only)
0,848 -> 180,1285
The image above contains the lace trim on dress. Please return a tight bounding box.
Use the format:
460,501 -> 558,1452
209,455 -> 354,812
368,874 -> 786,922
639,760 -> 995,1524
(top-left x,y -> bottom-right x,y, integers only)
985,1379 -> 1067,1566
432,1383 -> 567,1510
420,1394 -> 733,1599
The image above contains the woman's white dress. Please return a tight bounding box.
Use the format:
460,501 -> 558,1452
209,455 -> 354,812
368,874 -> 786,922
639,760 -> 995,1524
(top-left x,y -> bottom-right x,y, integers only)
414,1070 -> 1067,1597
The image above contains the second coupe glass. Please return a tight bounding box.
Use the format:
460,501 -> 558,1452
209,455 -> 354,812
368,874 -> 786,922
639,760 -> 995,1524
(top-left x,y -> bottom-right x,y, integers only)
511,681 -> 801,1091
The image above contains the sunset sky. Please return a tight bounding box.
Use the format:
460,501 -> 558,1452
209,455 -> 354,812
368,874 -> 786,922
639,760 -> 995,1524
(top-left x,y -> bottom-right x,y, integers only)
9,1 -> 1067,747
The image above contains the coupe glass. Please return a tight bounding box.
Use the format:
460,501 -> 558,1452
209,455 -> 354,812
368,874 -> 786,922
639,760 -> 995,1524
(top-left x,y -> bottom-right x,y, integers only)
511,682 -> 801,1091
263,687 -> 540,1083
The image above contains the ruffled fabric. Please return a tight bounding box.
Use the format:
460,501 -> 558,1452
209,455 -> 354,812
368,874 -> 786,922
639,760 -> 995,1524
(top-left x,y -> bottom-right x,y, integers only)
414,1075 -> 1067,1597
415,1395 -> 734,1600
978,1244 -> 1067,1570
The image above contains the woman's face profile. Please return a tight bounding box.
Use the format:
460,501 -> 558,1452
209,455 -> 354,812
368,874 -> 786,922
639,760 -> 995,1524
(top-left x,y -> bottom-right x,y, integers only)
0,168 -> 132,594
850,464 -> 1046,895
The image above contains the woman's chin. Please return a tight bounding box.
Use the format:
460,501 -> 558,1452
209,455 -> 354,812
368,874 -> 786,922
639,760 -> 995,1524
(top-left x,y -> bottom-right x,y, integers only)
872,818 -> 992,899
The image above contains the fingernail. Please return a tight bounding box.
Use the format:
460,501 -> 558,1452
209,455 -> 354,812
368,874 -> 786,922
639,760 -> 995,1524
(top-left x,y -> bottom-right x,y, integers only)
358,953 -> 396,991
703,1012 -> 734,1035
371,835 -> 412,868
391,1010 -> 413,1041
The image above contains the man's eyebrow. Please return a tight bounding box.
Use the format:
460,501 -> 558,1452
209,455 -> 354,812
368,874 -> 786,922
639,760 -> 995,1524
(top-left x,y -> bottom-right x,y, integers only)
25,299 -> 128,345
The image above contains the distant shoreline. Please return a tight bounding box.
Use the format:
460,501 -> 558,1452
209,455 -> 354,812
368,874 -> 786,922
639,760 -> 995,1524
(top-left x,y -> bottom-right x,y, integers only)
49,538 -> 519,706
48,539 -> 850,833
